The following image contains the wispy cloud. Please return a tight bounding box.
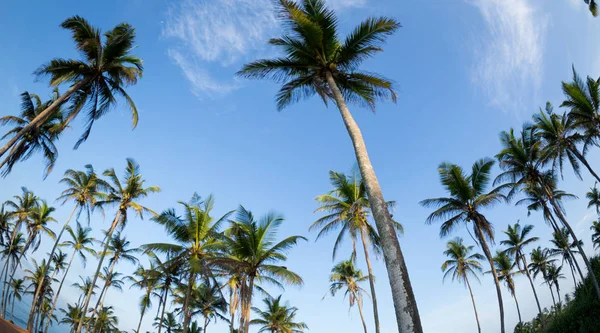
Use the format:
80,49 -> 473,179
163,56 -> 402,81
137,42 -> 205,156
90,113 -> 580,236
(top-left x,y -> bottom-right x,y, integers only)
469,0 -> 548,113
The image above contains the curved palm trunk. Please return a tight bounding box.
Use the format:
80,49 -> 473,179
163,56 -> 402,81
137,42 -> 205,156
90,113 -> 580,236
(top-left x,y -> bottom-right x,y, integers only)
75,211 -> 121,333
555,285 -> 562,305
520,255 -> 544,327
356,298 -> 368,333
203,317 -> 209,333
44,249 -> 76,333
182,272 -> 196,333
464,276 -> 481,333
570,145 -> 600,183
241,276 -> 255,333
325,71 -> 422,333
0,80 -> 88,160
547,278 -> 556,308
136,291 -> 151,333
157,285 -> 170,333
567,260 -> 578,286
571,254 -> 586,283
359,227 -> 380,333
548,196 -> 600,300
473,223 -> 505,333
28,205 -> 78,331
513,292 -> 522,323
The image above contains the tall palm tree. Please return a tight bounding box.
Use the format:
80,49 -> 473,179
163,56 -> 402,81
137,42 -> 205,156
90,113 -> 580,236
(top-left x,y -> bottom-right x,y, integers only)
311,170 -> 402,333
0,204 -> 11,247
500,223 -> 544,324
545,264 -> 566,305
128,265 -> 159,333
561,68 -> 600,149
0,232 -> 25,314
328,259 -> 369,333
190,282 -> 228,333
492,252 -> 523,323
495,126 -> 600,299
549,228 -> 584,284
93,306 -> 119,333
0,90 -> 64,177
143,194 -> 230,333
591,220 -> 600,250
153,312 -> 181,333
586,184 -> 600,215
71,276 -> 98,307
237,2 -> 421,331
59,302 -> 85,333
8,278 -> 24,321
44,222 -> 96,333
532,104 -> 600,182
76,158 -> 159,333
23,259 -> 56,325
87,267 -> 124,333
528,247 -> 558,307
0,16 -> 143,159
440,238 -> 484,333
224,206 -> 305,333
251,295 -> 308,333
148,253 -> 180,333
420,158 -> 506,333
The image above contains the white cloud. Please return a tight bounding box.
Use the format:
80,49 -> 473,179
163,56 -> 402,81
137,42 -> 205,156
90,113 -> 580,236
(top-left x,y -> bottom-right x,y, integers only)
469,0 -> 548,113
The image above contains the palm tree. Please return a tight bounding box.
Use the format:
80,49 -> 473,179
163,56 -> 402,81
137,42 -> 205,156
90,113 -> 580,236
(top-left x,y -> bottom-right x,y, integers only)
532,103 -> 600,182
495,126 -> 600,299
76,158 -> 159,333
143,194 -> 230,333
528,247 -> 558,307
251,295 -> 308,333
93,306 -> 119,333
584,0 -> 598,16
0,232 -> 25,313
8,278 -> 24,321
224,206 -> 305,333
23,259 -> 56,326
492,252 -> 523,323
44,222 -> 96,333
545,263 -> 566,305
148,253 -> 180,333
190,282 -> 227,333
128,265 -> 159,333
0,204 -> 11,247
87,267 -> 124,332
327,259 -> 369,333
440,238 -> 484,333
0,16 -> 143,158
500,223 -> 544,325
549,228 -> 584,284
153,312 -> 181,333
591,220 -> 600,250
71,276 -> 98,307
237,2 -> 421,331
586,184 -> 600,215
0,90 -> 64,177
311,170 -> 402,333
420,158 -> 506,333
60,303 -> 85,333
561,68 -> 600,149
226,275 -> 241,333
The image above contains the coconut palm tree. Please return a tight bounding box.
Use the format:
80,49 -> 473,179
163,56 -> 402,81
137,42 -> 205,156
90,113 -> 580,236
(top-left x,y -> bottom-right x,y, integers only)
591,220 -> 600,250
190,282 -> 228,333
226,275 -> 241,333
76,158 -> 159,333
128,265 -> 159,333
528,247 -> 558,307
60,302 -> 85,333
586,184 -> 600,215
311,169 -> 402,333
143,194 -> 230,333
71,276 -> 98,307
0,204 -> 12,247
251,295 -> 308,333
224,206 -> 305,333
495,126 -> 600,299
549,228 -> 584,284
153,312 -> 181,333
0,90 -> 64,177
23,259 -> 56,326
237,2 -> 421,330
420,158 -> 506,333
8,278 -> 24,321
532,103 -> 600,182
0,232 -> 25,315
500,223 -> 544,324
561,68 -> 600,149
93,306 -> 119,333
327,259 -> 369,333
87,267 -> 124,332
492,252 -> 523,323
440,238 -> 484,333
0,16 -> 143,159
148,253 -> 180,333
44,222 -> 96,333
545,264 -> 566,305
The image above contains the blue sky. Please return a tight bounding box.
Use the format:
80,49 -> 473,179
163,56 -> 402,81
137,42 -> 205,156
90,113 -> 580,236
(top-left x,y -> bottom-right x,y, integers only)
0,0 -> 599,332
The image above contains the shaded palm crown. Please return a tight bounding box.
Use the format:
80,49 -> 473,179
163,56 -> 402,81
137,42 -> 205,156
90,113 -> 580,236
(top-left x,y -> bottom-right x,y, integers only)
586,184 -> 600,214
561,68 -> 600,150
251,295 -> 308,333
528,247 -> 556,280
500,223 -> 538,268
57,164 -> 109,222
25,200 -> 57,253
491,252 -> 520,296
0,90 -> 65,177
237,0 -> 399,110
61,222 -> 97,266
441,237 -> 484,284
591,220 -> 600,250
328,259 -> 368,305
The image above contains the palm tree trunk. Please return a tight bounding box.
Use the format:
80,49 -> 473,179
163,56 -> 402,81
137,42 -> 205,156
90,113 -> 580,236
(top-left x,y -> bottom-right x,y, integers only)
0,80 -> 89,159
45,249 -> 76,333
0,222 -> 22,316
513,293 -> 522,323
325,71 -> 422,333
356,298 -> 368,333
88,260 -> 117,329
242,276 -> 255,333
4,234 -> 33,317
136,303 -> 147,333
203,317 -> 209,333
464,276 -> 481,333
75,210 -> 121,333
556,285 -> 562,305
571,254 -> 586,283
27,205 -> 78,331
473,222 -> 505,333
568,260 -> 578,286
10,296 -> 14,321
548,196 -> 600,300
520,255 -> 544,327
571,145 -> 600,183
157,285 -> 169,333
547,278 -> 556,308
359,227 -> 380,333
182,272 -> 196,333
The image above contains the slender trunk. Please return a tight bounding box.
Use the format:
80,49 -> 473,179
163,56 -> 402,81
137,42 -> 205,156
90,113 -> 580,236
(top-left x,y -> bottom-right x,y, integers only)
4,234 -> 33,317
571,145 -> 600,183
203,317 -> 209,333
0,80 -> 88,159
27,205 -> 78,331
568,260 -> 578,286
474,222 -> 505,333
464,276 -> 481,333
547,278 -> 556,309
157,285 -> 169,333
136,303 -> 147,333
548,196 -> 600,300
325,71 -> 422,333
88,260 -> 117,328
242,276 -> 255,333
182,272 -> 196,333
359,227 -> 380,333
229,287 -> 236,333
10,296 -> 14,321
520,255 -> 544,327
356,298 -> 368,333
571,254 -> 586,283
556,285 -> 562,305
75,210 -> 121,333
45,249 -> 76,333
513,292 -> 522,323
1,222 -> 22,315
